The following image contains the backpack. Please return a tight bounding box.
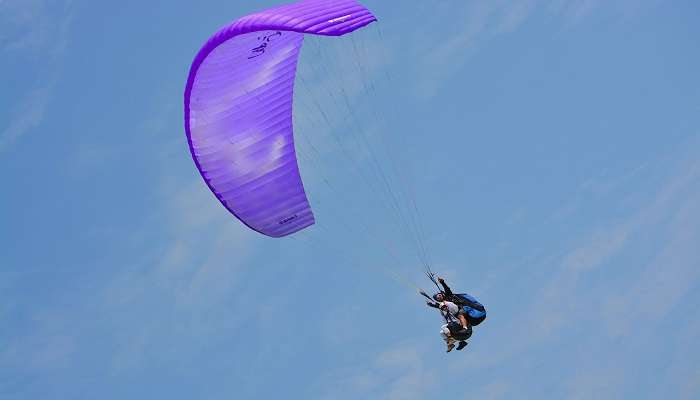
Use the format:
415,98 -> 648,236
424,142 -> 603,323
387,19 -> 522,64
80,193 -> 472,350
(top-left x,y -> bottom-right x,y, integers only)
452,293 -> 486,313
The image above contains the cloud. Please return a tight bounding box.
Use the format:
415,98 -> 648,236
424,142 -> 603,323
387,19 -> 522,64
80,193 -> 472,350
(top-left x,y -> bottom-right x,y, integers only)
314,341 -> 436,400
381,0 -> 659,98
0,0 -> 73,153
548,0 -> 655,26
471,380 -> 512,400
1,106 -> 259,379
601,176 -> 700,336
565,366 -> 626,399
551,138 -> 699,309
1,0 -> 51,51
0,85 -> 52,152
0,309 -> 77,376
497,0 -> 537,33
463,136 -> 700,386
549,0 -> 600,24
411,1 -> 528,97
561,226 -> 631,272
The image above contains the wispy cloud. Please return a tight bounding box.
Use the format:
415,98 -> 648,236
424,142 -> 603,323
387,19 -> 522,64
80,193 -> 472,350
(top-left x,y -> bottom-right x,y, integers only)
564,366 -> 626,399
0,309 -> 77,376
548,0 -> 653,26
101,172 -> 258,370
378,0 -> 659,98
412,1 -> 531,97
549,0 -> 601,24
314,341 -> 435,400
601,165 -> 700,336
471,380 -> 512,400
0,0 -> 73,153
461,136 -> 700,395
0,85 -> 52,152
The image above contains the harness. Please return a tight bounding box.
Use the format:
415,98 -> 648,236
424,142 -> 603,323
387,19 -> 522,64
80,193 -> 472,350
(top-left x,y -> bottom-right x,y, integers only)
439,302 -> 460,324
451,293 -> 486,313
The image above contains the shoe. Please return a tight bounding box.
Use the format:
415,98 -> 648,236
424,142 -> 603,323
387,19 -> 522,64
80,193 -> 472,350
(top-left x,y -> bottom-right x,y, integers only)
456,341 -> 468,351
446,337 -> 456,353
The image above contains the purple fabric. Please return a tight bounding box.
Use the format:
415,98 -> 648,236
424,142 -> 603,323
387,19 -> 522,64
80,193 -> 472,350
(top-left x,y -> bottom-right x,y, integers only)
184,0 -> 376,237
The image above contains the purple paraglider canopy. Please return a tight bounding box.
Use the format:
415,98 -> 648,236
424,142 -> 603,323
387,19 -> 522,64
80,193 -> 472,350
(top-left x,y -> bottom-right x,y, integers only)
184,0 -> 377,237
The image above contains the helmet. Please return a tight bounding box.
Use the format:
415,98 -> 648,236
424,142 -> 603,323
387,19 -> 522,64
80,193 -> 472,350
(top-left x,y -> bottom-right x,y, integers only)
433,292 -> 445,302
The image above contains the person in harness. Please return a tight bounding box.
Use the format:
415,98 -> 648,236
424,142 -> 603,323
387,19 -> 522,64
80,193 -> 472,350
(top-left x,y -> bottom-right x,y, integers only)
423,275 -> 487,352
426,297 -> 471,352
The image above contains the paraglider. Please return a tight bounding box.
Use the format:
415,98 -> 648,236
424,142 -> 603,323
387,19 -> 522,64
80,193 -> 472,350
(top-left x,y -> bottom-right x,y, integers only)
183,0 -> 377,237
184,0 -> 480,353
422,272 -> 487,352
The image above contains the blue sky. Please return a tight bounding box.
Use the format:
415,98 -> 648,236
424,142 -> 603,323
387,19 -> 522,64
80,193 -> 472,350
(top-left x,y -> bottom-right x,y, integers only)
2,0 -> 699,399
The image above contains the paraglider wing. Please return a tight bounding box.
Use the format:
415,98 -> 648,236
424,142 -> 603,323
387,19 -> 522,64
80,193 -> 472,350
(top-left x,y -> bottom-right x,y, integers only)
184,0 -> 377,237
